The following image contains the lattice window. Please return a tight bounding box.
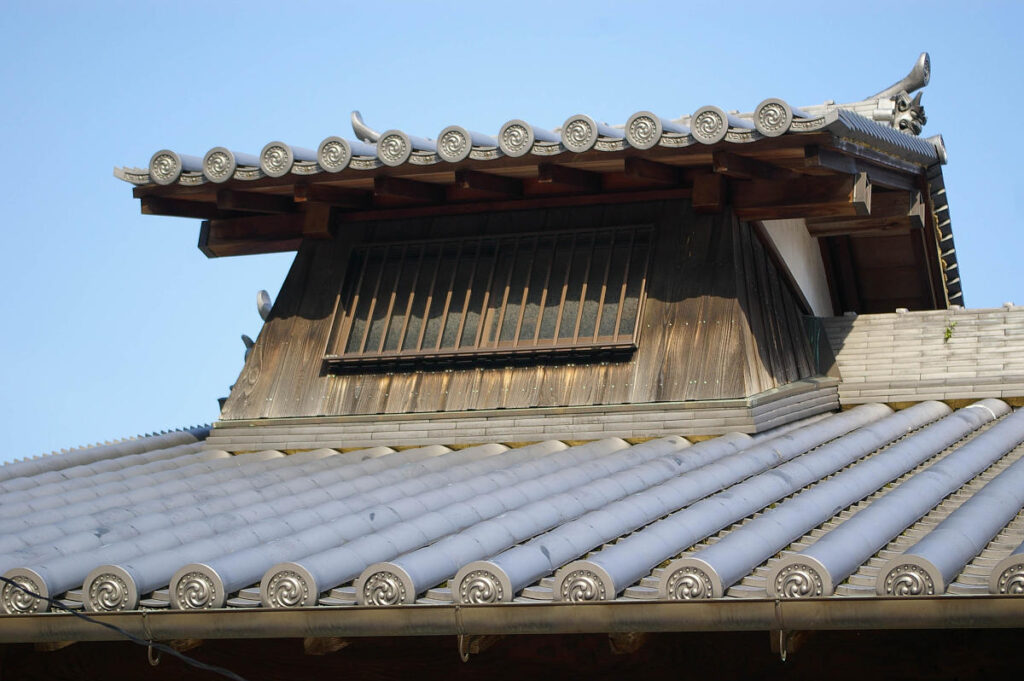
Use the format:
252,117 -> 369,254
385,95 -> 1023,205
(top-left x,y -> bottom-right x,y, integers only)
324,226 -> 651,369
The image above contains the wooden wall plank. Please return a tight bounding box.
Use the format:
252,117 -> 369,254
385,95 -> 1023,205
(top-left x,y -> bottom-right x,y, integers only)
223,199 -> 817,421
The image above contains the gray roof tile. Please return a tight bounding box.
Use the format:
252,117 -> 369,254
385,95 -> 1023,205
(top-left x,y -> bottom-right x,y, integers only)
2,398 -> 1022,620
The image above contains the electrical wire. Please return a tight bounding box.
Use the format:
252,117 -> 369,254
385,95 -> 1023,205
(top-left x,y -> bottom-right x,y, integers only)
0,575 -> 249,681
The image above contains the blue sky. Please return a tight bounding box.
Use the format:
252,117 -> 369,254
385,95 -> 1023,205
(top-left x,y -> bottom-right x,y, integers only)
1,1 -> 1021,462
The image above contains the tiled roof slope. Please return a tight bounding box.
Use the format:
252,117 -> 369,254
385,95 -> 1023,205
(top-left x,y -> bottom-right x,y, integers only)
113,104 -> 941,187
1,400 -> 1022,619
825,305 -> 1024,405
0,426 -> 209,485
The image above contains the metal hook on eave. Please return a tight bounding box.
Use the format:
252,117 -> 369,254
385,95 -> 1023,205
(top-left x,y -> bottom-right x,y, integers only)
351,111 -> 381,143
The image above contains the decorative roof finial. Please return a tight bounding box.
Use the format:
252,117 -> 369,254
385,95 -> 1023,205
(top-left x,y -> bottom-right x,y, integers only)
351,111 -> 381,143
867,52 -> 930,101
865,52 -> 930,135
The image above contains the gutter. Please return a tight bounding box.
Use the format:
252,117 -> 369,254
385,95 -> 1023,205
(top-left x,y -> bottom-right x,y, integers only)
1,598 -> 1022,643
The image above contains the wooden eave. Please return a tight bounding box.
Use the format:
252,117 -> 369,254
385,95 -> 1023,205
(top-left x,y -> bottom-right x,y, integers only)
132,131 -> 949,312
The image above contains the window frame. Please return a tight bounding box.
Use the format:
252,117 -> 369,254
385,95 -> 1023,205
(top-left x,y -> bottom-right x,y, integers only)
323,225 -> 652,370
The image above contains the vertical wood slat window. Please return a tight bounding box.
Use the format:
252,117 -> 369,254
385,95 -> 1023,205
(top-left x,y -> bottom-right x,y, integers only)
325,226 -> 651,368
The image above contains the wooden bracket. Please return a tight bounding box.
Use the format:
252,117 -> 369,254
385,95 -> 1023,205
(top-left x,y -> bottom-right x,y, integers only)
537,163 -> 603,192
374,176 -> 446,203
455,169 -> 523,198
691,173 -> 726,213
302,203 -> 336,240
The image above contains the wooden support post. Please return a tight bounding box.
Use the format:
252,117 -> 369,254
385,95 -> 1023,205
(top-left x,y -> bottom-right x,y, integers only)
732,172 -> 870,220
454,169 -> 523,197
691,173 -> 726,213
216,189 -> 296,214
623,157 -> 681,185
374,176 -> 446,203
537,163 -> 603,192
198,213 -> 305,257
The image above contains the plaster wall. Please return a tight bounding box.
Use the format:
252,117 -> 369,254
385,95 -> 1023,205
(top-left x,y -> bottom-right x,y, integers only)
761,219 -> 833,317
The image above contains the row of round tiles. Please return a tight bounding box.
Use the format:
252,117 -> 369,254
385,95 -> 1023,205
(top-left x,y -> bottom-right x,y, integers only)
147,99 -> 812,185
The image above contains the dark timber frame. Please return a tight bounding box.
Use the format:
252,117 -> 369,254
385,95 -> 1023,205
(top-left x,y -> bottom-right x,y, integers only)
134,130 -> 948,315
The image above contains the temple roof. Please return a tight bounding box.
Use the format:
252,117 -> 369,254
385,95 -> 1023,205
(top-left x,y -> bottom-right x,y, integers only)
1,352 -> 1022,635
111,53 -> 963,310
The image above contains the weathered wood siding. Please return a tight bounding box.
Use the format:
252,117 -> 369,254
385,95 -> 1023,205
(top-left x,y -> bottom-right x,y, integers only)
222,200 -> 815,420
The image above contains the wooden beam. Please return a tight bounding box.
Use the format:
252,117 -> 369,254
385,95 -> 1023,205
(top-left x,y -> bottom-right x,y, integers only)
732,172 -> 871,221
805,190 -> 924,236
373,176 -> 446,203
805,146 -> 918,191
623,157 -> 681,185
691,173 -> 726,213
537,163 -> 602,192
198,213 -> 305,258
215,189 -> 295,214
803,146 -> 858,174
140,196 -> 243,220
302,203 -> 336,240
712,151 -> 793,180
336,186 -> 692,223
454,169 -> 523,198
293,183 -> 372,208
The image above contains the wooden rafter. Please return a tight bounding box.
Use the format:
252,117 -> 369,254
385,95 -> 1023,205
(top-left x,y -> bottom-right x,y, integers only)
454,170 -> 523,198
140,196 -> 243,220
374,176 -> 446,203
294,183 -> 372,208
216,189 -> 295,214
623,157 -> 681,185
712,151 -> 794,181
537,164 -> 602,192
